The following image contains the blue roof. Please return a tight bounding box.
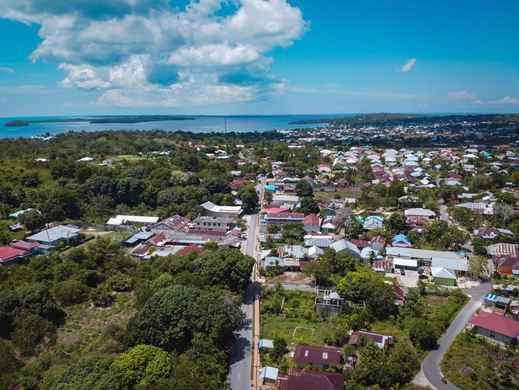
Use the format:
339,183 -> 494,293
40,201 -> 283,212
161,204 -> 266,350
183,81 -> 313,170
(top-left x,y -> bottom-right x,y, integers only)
392,234 -> 410,244
260,367 -> 279,380
265,184 -> 276,192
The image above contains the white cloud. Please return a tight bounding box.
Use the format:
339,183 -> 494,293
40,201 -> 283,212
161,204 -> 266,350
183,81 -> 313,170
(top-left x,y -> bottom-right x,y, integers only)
488,96 -> 519,105
447,90 -> 478,102
401,58 -> 416,73
1,0 -> 307,108
0,66 -> 14,73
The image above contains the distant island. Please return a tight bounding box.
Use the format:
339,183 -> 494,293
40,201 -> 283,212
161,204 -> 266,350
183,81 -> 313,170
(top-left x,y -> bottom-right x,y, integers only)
5,120 -> 30,127
4,115 -> 195,127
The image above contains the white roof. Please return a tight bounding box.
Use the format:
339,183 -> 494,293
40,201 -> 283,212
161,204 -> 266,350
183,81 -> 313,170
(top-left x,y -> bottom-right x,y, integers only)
200,201 -> 242,214
404,208 -> 436,217
393,258 -> 418,268
107,215 -> 159,226
431,267 -> 456,279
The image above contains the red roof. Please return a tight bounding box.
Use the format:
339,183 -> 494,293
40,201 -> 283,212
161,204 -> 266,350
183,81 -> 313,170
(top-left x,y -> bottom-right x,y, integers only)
294,345 -> 342,366
10,240 -> 40,251
175,245 -> 203,257
277,369 -> 343,390
0,246 -> 28,263
470,311 -> 519,338
264,207 -> 289,215
304,214 -> 320,226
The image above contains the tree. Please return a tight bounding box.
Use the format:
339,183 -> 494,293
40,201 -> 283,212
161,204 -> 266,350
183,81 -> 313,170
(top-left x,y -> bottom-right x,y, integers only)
271,337 -> 288,363
337,267 -> 396,319
295,180 -> 313,197
11,311 -> 56,356
238,185 -> 259,214
52,279 -> 89,306
282,223 -> 304,243
107,273 -> 134,292
385,212 -> 407,235
19,209 -> 45,231
469,255 -> 489,280
91,286 -> 115,307
408,318 -> 439,350
126,285 -> 244,353
110,344 -> 174,386
299,196 -> 319,214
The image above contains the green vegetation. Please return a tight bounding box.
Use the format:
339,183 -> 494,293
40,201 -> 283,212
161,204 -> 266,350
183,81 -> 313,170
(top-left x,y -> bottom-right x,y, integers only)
442,332 -> 519,390
0,236 -> 254,389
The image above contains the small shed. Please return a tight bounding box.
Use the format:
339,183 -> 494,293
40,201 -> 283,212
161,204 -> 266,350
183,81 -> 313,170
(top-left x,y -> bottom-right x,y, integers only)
431,267 -> 457,286
260,367 -> 279,384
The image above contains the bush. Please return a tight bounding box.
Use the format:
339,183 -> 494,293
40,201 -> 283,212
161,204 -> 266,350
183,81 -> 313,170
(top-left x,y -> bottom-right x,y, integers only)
409,318 -> 439,350
11,311 -> 56,356
52,279 -> 90,306
107,273 -> 134,292
90,286 -> 115,307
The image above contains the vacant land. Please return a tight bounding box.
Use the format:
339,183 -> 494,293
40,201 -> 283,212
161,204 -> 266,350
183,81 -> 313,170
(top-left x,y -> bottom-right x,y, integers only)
442,332 -> 519,390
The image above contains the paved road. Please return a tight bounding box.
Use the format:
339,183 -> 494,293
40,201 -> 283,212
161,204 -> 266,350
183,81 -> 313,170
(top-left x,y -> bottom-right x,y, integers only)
228,214 -> 258,390
414,282 -> 491,389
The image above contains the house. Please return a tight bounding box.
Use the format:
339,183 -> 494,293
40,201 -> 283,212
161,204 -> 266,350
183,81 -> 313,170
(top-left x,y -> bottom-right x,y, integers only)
330,239 -> 361,258
304,234 -> 334,248
0,247 -> 29,265
392,234 -> 412,247
200,201 -> 242,218
265,211 -> 305,225
258,339 -> 274,350
363,215 -> 384,230
10,240 -> 43,254
348,330 -> 394,349
431,267 -> 457,286
304,214 -> 320,233
293,345 -> 342,368
307,245 -> 324,259
369,236 -> 386,252
8,208 -> 37,220
276,369 -> 343,390
26,225 -> 81,247
486,243 -> 519,258
278,245 -> 307,260
496,256 -> 519,276
271,194 -> 300,210
315,289 -> 344,317
123,230 -> 155,247
473,228 -> 500,240
260,367 -> 279,385
263,256 -> 300,271
456,202 -> 494,216
151,215 -> 191,233
404,208 -> 436,219
191,216 -> 234,233
468,311 -> 519,345
106,215 -> 159,228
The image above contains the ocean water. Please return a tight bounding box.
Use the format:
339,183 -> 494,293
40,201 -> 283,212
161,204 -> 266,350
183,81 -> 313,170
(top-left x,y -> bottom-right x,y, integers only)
0,115 -> 339,139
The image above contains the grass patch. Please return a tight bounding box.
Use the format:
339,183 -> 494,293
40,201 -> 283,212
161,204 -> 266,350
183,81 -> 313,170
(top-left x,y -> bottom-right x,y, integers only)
442,332 -> 519,390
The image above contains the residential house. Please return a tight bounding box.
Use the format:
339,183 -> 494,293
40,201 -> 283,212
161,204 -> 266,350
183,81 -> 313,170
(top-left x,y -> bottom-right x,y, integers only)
496,256 -> 519,276
26,225 -> 81,247
271,194 -> 300,210
265,211 -> 305,225
123,230 -> 155,247
431,267 -> 457,286
276,369 -> 343,390
106,215 -> 160,228
200,201 -> 242,218
363,215 -> 384,230
0,247 -> 29,266
304,234 -> 334,248
260,367 -> 279,385
191,216 -> 234,233
293,345 -> 342,369
486,243 -> 519,258
330,239 -> 361,258
348,330 -> 394,349
468,311 -> 519,345
392,234 -> 412,247
404,208 -> 436,220
263,256 -> 300,271
456,202 -> 494,216
303,214 -> 320,233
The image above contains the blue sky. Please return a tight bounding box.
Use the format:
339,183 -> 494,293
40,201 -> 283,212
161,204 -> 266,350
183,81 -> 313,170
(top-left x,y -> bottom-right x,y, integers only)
0,0 -> 518,116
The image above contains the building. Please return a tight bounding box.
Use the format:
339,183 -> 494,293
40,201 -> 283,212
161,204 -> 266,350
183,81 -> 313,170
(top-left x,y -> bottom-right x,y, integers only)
263,256 -> 300,271
271,194 -> 300,210
348,330 -> 394,349
191,216 -> 234,233
303,214 -> 320,233
276,369 -> 343,390
456,202 -> 494,216
26,225 -> 81,247
431,267 -> 457,286
363,215 -> 384,230
330,239 -> 361,258
106,215 -> 159,228
293,345 -> 342,368
496,256 -> 519,276
304,234 -> 334,248
404,208 -> 436,219
315,288 -> 344,317
260,367 -> 279,385
0,247 -> 29,265
486,243 -> 519,258
265,211 -> 305,225
200,201 -> 242,218
468,311 -> 519,345
386,247 -> 468,273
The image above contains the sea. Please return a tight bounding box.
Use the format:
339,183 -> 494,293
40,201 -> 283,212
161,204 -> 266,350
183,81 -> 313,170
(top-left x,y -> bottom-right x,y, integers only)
0,114 -> 340,139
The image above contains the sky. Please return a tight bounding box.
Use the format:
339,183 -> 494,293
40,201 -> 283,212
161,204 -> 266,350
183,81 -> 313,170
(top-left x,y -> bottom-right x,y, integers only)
0,0 -> 518,116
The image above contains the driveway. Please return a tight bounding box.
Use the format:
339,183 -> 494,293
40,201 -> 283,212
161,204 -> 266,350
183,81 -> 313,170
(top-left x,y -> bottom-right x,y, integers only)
413,282 -> 491,389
